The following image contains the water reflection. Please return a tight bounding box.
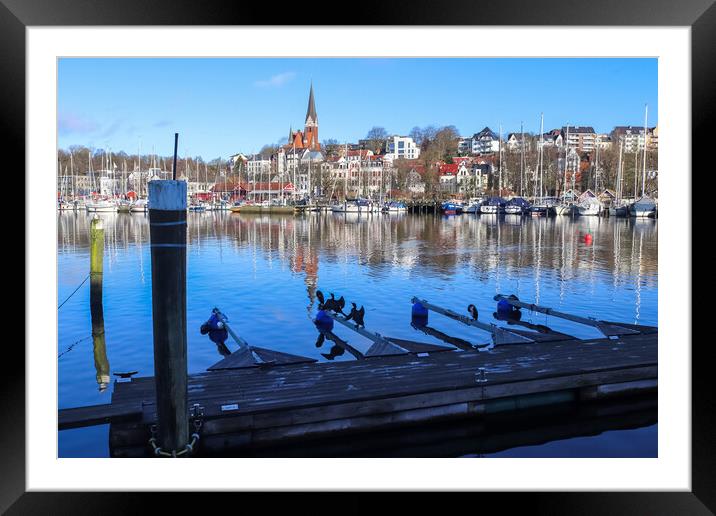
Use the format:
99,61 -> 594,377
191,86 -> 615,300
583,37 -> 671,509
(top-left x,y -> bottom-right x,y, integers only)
58,210 -> 658,457
58,211 -> 657,289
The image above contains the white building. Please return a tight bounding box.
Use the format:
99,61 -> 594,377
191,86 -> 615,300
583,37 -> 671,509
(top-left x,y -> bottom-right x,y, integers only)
562,126 -> 597,152
405,168 -> 425,194
612,126 -> 658,152
459,127 -> 500,155
386,135 -> 421,160
506,133 -> 531,152
246,154 -> 272,182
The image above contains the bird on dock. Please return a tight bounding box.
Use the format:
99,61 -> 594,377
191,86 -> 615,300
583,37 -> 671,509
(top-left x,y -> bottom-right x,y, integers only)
319,292 -> 348,316
345,303 -> 365,328
335,295 -> 347,315
467,304 -> 479,320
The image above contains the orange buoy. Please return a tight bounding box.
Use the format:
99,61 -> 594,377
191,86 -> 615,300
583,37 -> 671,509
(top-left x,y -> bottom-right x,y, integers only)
584,233 -> 593,245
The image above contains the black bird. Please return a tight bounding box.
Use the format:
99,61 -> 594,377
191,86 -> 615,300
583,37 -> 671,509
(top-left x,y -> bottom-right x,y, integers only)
345,303 -> 366,327
336,295 -> 346,315
467,304 -> 479,321
322,292 -> 338,313
316,290 -> 325,306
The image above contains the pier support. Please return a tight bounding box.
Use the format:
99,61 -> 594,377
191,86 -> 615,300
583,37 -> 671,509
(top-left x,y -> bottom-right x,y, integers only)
89,217 -> 109,391
148,180 -> 188,453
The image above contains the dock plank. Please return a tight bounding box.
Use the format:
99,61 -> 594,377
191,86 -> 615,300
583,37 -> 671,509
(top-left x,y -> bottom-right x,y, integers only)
62,332 -> 657,448
59,402 -> 142,430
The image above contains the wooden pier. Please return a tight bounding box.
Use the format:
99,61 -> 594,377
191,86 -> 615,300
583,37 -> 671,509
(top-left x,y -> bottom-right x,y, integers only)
59,330 -> 656,457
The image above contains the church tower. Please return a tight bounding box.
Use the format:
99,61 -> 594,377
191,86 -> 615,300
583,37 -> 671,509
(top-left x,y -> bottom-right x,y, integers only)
304,83 -> 319,150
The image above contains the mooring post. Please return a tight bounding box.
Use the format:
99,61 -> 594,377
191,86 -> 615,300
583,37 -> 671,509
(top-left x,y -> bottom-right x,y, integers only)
89,216 -> 110,391
148,179 -> 188,453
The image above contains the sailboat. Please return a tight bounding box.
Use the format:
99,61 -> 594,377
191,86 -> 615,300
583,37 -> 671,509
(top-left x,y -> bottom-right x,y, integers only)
576,196 -> 602,216
504,197 -> 530,215
555,125 -> 577,216
629,104 -> 657,218
529,113 -> 555,217
609,139 -> 628,217
85,151 -> 117,212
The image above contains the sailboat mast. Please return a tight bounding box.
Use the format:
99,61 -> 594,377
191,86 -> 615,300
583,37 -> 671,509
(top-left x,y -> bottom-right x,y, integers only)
538,113 -> 544,200
70,152 -> 75,199
563,124 -> 569,200
641,104 -> 648,198
519,122 -> 524,197
498,124 -> 502,197
616,139 -> 623,204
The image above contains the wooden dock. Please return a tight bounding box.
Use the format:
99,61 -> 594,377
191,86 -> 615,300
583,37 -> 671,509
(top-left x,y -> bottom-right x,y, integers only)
57,331 -> 657,457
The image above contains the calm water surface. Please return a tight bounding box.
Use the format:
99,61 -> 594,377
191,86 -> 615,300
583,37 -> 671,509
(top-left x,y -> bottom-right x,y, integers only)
57,211 -> 658,457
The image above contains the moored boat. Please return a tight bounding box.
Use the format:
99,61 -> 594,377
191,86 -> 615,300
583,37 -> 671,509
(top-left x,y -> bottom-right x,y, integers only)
441,201 -> 463,215
628,196 -> 657,218
382,201 -> 407,213
505,197 -> 531,215
479,197 -> 506,214
577,197 -> 602,216
554,203 -> 577,216
86,199 -> 118,212
130,199 -> 148,213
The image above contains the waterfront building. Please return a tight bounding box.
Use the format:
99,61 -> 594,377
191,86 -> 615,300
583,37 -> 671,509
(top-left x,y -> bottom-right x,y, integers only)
439,163 -> 459,194
405,166 -> 426,194
597,134 -> 613,149
541,129 -> 563,148
506,133 -> 531,152
611,125 -> 658,152
386,135 -> 421,160
246,154 -> 273,183
211,180 -> 248,202
562,126 -> 597,152
459,127 -> 501,155
247,181 -> 296,201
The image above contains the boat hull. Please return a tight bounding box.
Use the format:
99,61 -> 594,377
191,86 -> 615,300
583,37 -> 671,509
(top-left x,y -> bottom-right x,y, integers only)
554,205 -> 576,216
577,206 -> 600,216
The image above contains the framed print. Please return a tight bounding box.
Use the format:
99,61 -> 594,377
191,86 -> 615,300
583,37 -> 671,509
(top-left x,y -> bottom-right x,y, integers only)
4,0 -> 713,512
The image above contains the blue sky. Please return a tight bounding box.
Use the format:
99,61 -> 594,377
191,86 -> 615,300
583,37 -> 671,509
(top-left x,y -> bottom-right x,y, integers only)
58,58 -> 657,159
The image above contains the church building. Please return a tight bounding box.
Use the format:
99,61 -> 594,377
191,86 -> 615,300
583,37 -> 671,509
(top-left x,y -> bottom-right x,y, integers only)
286,83 -> 320,151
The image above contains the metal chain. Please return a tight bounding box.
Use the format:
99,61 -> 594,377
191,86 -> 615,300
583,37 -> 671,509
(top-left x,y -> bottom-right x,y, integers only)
148,418 -> 203,458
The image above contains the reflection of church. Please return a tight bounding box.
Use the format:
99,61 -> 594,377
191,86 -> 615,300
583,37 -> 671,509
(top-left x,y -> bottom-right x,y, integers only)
290,239 -> 319,309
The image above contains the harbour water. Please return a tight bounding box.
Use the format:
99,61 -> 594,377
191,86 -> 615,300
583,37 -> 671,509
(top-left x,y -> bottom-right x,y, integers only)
57,211 -> 658,457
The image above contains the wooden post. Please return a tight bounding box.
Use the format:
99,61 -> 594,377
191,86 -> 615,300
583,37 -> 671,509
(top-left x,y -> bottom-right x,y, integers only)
89,217 -> 109,391
148,180 -> 188,452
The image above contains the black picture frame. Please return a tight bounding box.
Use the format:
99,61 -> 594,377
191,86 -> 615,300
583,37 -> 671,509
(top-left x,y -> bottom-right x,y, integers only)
4,0 -> 711,512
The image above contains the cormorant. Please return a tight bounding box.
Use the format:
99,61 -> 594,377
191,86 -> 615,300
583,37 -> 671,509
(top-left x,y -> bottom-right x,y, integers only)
345,303 -> 366,327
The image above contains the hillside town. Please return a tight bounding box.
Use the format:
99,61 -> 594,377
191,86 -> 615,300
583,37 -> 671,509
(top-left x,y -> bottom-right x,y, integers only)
57,83 -> 658,215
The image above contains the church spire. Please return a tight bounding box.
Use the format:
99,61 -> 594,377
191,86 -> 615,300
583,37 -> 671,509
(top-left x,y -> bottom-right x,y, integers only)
288,125 -> 293,144
305,82 -> 317,124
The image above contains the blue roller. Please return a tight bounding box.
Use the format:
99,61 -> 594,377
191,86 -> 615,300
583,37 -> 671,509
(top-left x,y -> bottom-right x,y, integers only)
411,301 -> 429,327
200,312 -> 228,345
314,309 -> 334,331
497,299 -> 515,314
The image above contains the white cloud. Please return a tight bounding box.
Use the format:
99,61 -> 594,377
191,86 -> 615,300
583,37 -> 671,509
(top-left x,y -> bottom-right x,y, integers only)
254,72 -> 296,88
